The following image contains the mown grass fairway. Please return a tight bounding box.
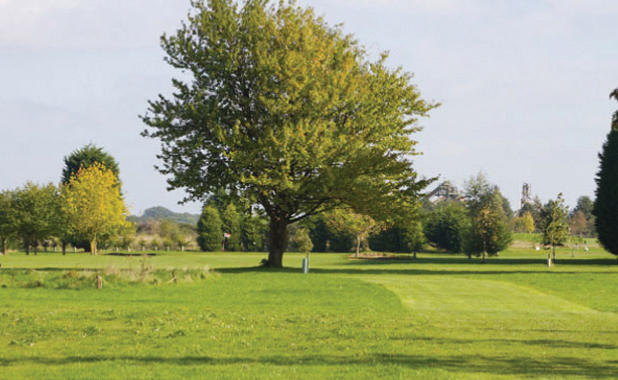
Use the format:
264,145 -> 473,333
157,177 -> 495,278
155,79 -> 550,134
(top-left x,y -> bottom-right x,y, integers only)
1,247 -> 617,379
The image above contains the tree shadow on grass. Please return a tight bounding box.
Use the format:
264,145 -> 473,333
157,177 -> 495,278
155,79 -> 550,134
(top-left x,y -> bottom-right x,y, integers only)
392,336 -> 618,350
0,353 -> 616,377
216,266 -> 612,276
347,256 -> 618,267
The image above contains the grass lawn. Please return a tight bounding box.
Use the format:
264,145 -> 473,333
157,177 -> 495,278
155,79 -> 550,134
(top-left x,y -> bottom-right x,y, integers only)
0,246 -> 617,379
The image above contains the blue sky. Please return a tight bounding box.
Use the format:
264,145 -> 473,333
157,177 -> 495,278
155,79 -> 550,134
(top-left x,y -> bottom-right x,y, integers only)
1,0 -> 617,215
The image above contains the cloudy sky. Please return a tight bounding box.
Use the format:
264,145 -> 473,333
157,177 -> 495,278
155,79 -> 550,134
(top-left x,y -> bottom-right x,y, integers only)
1,0 -> 617,215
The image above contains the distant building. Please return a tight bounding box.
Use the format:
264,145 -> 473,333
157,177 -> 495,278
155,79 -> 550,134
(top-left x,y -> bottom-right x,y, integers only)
427,181 -> 464,204
521,183 -> 532,209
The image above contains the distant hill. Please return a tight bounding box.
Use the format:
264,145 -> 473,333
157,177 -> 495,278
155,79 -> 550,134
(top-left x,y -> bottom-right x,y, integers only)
128,206 -> 199,225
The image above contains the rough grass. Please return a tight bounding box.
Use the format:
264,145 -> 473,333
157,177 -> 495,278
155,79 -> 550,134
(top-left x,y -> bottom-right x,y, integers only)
0,246 -> 616,379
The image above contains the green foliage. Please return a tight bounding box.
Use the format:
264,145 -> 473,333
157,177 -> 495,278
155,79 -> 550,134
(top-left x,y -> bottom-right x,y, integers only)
464,192 -> 512,258
305,214 -> 354,252
325,209 -> 380,255
594,91 -> 618,256
519,197 -> 544,232
369,221 -> 425,253
423,201 -> 469,253
512,211 -> 535,233
463,177 -> 512,258
574,196 -> 594,220
541,193 -> 570,248
0,190 -> 17,254
221,204 -> 242,251
287,224 -> 313,253
61,163 -> 130,255
141,0 -> 436,266
197,205 -> 222,251
570,196 -> 595,237
241,214 -> 268,252
61,144 -> 119,185
11,182 -> 60,253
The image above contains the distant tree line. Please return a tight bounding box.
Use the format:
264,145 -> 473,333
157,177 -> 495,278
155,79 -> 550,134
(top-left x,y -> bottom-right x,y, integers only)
0,145 -> 130,255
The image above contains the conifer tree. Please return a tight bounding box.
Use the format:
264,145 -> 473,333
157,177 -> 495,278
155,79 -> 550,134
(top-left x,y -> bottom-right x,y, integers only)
593,88 -> 618,259
197,205 -> 223,251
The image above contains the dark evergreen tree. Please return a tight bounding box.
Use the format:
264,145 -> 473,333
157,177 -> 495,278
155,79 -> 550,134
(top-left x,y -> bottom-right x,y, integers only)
424,201 -> 469,253
593,88 -> 618,258
62,144 -> 119,184
305,214 -> 354,253
241,214 -> 268,252
197,205 -> 222,251
369,221 -> 424,254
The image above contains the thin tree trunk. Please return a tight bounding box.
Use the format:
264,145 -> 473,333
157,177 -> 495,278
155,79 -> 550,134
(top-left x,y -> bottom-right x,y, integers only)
25,241 -> 30,255
1,238 -> 6,255
62,241 -> 66,255
355,236 -> 361,257
267,216 -> 288,268
552,246 -> 556,263
90,239 -> 97,256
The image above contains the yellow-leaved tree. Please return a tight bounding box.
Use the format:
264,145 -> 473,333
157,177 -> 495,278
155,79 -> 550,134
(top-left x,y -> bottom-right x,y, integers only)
62,163 -> 129,255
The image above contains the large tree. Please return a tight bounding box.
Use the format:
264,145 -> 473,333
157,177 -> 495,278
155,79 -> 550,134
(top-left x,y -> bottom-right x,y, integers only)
61,163 -> 129,255
593,88 -> 618,259
142,0 -> 435,267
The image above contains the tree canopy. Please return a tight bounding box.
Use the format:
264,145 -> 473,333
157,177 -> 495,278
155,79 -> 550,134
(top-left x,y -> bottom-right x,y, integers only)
62,144 -> 120,185
325,209 -> 381,256
142,0 -> 436,267
61,163 -> 129,255
11,182 -> 60,254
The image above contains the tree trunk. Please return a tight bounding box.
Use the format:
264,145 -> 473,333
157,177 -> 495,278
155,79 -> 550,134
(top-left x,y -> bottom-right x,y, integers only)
552,246 -> 556,263
413,251 -> 417,260
25,241 -> 30,255
90,239 -> 97,256
266,217 -> 288,268
1,238 -> 6,255
481,251 -> 486,263
62,241 -> 67,255
355,236 -> 361,257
